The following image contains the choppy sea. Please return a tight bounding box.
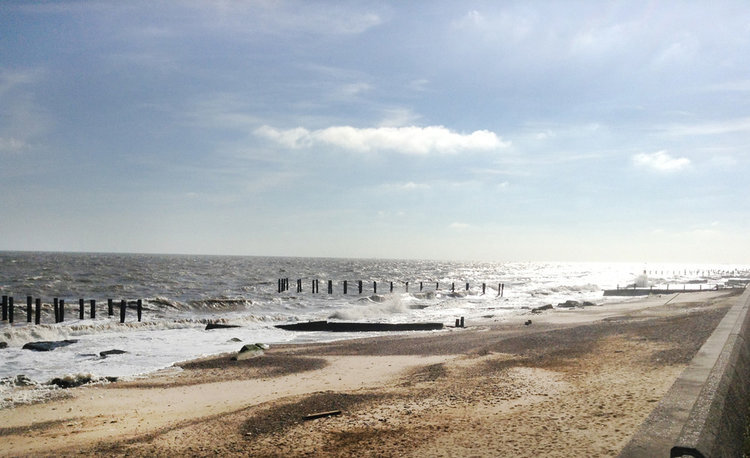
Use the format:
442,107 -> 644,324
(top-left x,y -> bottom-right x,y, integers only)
1,251 -> 747,407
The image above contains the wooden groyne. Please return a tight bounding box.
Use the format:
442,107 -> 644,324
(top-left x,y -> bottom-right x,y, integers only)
276,278 -> 505,297
603,284 -> 723,296
1,295 -> 143,325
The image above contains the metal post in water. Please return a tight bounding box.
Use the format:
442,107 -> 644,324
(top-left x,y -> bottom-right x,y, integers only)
35,298 -> 41,325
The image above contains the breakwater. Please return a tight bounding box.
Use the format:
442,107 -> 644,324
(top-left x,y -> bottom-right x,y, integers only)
1,296 -> 143,325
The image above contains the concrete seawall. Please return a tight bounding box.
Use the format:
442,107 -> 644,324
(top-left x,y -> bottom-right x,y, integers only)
620,287 -> 750,457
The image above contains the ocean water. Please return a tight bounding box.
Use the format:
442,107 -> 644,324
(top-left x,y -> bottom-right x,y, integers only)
0,252 -> 747,407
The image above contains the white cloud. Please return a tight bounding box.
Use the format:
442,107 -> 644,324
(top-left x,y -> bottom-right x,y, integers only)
381,182 -> 430,192
633,150 -> 690,172
255,125 -> 509,154
662,117 -> 750,137
0,137 -> 26,153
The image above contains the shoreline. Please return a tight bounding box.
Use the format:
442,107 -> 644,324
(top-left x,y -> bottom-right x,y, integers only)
0,290 -> 741,456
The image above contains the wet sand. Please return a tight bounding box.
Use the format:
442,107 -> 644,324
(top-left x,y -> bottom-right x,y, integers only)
0,290 -> 741,457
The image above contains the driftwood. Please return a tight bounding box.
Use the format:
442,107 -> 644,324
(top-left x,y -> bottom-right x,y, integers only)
303,410 -> 342,421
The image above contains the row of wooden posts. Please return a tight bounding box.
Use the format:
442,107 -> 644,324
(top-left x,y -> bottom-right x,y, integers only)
0,295 -> 142,325
278,279 -> 505,297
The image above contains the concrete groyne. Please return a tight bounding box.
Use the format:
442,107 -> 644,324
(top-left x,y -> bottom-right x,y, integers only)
620,287 -> 750,457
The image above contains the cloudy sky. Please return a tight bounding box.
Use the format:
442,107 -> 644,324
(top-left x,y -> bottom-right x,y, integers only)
2,1 -> 750,263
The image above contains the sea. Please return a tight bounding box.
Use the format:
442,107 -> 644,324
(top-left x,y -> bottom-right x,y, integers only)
1,251 -> 747,408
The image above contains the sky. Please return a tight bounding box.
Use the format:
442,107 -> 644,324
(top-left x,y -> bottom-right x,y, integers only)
1,0 -> 750,263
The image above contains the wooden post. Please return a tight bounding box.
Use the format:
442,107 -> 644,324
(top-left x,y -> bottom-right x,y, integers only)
79,298 -> 84,320
460,317 -> 465,328
59,299 -> 64,322
390,281 -> 393,293
373,281 -> 377,294
482,283 -> 486,295
451,282 -> 455,292
27,296 -> 32,323
466,282 -> 469,291
1,295 -> 6,321
108,298 -> 113,316
420,282 -> 423,291
436,282 -> 439,290
278,279 -> 281,293
455,318 -> 460,327
406,281 -> 409,292
343,280 -> 348,294
120,299 -> 126,323
54,297 -> 59,322
328,280 -> 333,294
35,298 -> 41,325
501,283 -> 504,297
137,299 -> 142,322
358,280 -> 363,294
8,296 -> 14,324
90,299 -> 96,319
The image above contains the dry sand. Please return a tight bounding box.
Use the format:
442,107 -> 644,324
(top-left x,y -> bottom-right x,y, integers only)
0,290 -> 741,457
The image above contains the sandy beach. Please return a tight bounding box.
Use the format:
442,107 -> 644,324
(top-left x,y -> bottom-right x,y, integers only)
0,289 -> 741,457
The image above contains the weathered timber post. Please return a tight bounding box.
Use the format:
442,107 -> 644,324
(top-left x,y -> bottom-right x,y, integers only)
35,298 -> 41,325
420,282 -> 423,291
54,297 -> 59,322
120,299 -> 126,323
390,281 -> 393,292
108,298 -> 113,316
405,281 -> 409,292
436,282 -> 439,290
90,299 -> 96,319
315,279 -> 319,294
8,296 -> 14,323
373,281 -> 377,294
137,299 -> 142,322
455,318 -> 460,327
278,279 -> 281,293
466,282 -> 469,291
79,298 -> 84,320
358,280 -> 363,294
451,282 -> 455,292
27,296 -> 32,323
501,283 -> 505,297
482,283 -> 486,295
344,280 -> 348,294
59,299 -> 64,322
1,295 -> 6,321
460,317 -> 465,328
328,280 -> 333,294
